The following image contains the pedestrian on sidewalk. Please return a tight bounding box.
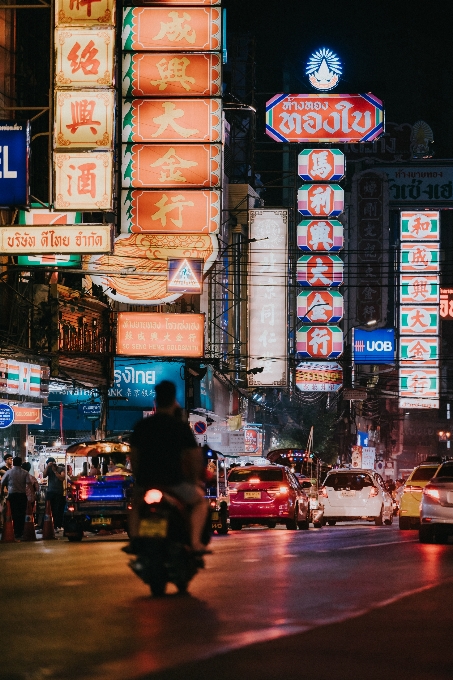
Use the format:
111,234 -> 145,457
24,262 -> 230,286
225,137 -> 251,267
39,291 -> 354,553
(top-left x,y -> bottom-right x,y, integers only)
0,457 -> 31,539
22,462 -> 40,525
0,453 -> 13,477
43,458 -> 66,530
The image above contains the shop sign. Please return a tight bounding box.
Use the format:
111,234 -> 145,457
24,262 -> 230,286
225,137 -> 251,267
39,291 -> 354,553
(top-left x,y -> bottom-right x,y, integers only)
17,254 -> 81,267
298,149 -> 344,181
343,389 -> 367,401
265,93 -> 384,144
400,306 -> 438,335
18,208 -> 81,225
122,52 -> 221,98
296,325 -> 343,359
295,361 -> 343,392
55,28 -> 115,88
167,258 -> 203,293
0,121 -> 30,207
400,275 -> 439,304
399,367 -> 439,409
306,48 -> 342,91
54,152 -> 113,210
297,254 -> 343,287
400,243 -> 439,272
0,359 -> 41,397
121,188 -> 220,234
116,312 -> 204,358
80,403 -> 101,419
400,211 -> 439,241
122,7 -> 221,52
56,0 -> 116,26
0,224 -> 113,254
11,405 -> 42,425
88,232 -> 218,306
400,337 -> 438,367
122,143 -> 221,188
440,288 -> 453,319
353,328 -> 395,364
54,90 -> 115,150
298,183 -> 344,217
297,290 -> 344,323
297,219 -> 343,252
373,166 -> 453,204
351,445 -> 362,468
248,210 -> 288,386
362,447 -> 376,469
244,428 -> 259,453
122,98 -> 222,144
112,358 -> 185,407
0,404 -> 15,429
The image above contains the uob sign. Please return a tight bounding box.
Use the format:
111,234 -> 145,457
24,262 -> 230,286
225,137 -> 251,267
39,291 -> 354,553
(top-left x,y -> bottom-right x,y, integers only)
353,328 -> 395,364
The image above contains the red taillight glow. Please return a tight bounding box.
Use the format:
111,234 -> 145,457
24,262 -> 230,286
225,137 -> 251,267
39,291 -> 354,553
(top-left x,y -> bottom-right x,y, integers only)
404,485 -> 422,493
319,486 -> 328,498
369,486 -> 379,497
279,485 -> 289,495
228,487 -> 237,494
423,487 -> 440,501
144,489 -> 163,504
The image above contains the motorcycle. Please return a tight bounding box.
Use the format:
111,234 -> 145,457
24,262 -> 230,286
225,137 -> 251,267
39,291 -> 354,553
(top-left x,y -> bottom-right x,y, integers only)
128,488 -> 211,597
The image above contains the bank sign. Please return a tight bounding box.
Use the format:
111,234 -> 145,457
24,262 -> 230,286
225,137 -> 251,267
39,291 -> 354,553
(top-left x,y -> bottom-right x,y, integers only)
112,359 -> 185,407
0,121 -> 29,206
353,328 -> 395,364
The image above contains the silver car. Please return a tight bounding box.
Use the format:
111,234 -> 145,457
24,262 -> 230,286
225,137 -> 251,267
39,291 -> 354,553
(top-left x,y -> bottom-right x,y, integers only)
419,461 -> 453,543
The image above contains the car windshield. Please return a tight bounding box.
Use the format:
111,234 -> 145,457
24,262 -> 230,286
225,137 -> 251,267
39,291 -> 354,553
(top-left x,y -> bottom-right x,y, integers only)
228,469 -> 284,482
324,473 -> 374,491
435,464 -> 453,479
410,466 -> 438,482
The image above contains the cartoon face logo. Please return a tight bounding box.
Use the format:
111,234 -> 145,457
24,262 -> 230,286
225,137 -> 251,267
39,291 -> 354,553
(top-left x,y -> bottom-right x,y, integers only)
305,48 -> 342,91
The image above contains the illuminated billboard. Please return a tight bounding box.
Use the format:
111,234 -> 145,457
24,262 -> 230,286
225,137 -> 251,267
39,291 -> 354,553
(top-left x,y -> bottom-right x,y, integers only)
297,220 -> 343,252
298,184 -> 344,217
298,149 -> 344,181
116,312 -> 204,358
54,90 -> 115,150
54,152 -> 113,210
0,225 -> 113,254
296,361 -> 343,392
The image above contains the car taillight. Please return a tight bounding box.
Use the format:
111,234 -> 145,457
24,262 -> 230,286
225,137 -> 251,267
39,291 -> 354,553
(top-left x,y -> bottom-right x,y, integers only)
403,485 -> 422,493
423,486 -> 440,501
279,485 -> 289,495
228,488 -> 237,495
319,486 -> 328,498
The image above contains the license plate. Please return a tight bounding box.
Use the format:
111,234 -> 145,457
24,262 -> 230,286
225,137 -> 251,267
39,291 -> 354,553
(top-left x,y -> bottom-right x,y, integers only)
211,511 -> 220,520
138,517 -> 168,538
92,517 -> 111,525
341,490 -> 356,497
244,491 -> 261,499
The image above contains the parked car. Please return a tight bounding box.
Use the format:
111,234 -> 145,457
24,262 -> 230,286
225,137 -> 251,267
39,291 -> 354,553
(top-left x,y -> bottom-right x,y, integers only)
227,465 -> 310,530
399,463 -> 441,530
419,461 -> 453,543
319,469 -> 393,525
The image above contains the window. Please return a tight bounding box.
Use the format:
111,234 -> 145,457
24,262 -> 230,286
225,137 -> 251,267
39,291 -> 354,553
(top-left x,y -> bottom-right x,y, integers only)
324,473 -> 374,491
228,468 -> 284,483
435,464 -> 453,479
410,466 -> 439,482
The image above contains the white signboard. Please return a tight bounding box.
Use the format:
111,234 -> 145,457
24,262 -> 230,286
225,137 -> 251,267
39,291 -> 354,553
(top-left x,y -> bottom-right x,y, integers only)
362,447 -> 376,469
248,209 -> 288,386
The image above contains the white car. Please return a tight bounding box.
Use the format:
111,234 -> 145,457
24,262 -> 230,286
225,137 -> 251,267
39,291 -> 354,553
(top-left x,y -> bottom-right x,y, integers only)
319,469 -> 394,526
419,461 -> 453,543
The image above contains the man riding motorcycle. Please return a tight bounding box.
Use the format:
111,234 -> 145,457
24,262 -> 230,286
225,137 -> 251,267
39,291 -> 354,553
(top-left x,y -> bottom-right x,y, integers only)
129,380 -> 209,553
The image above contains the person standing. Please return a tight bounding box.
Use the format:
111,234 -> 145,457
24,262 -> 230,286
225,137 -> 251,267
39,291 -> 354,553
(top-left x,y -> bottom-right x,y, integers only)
22,461 -> 40,523
0,457 -> 31,539
43,457 -> 65,530
0,453 -> 13,477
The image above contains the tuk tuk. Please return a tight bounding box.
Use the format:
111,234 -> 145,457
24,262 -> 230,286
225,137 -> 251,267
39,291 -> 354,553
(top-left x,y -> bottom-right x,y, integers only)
204,447 -> 229,534
63,440 -> 134,541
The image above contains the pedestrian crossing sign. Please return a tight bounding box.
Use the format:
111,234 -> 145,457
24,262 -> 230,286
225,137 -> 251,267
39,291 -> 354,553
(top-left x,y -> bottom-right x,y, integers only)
167,258 -> 203,293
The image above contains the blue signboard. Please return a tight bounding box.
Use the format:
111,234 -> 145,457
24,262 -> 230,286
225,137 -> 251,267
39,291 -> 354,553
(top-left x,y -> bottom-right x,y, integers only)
0,403 -> 15,429
0,121 -> 30,206
112,359 -> 185,408
80,403 -> 101,419
357,430 -> 369,447
353,328 -> 395,364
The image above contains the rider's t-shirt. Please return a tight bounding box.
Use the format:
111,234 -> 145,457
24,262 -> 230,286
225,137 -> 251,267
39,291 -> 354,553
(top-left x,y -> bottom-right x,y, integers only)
130,412 -> 197,488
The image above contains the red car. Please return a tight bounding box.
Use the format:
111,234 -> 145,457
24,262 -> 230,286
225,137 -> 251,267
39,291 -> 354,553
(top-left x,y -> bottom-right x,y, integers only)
227,465 -> 310,530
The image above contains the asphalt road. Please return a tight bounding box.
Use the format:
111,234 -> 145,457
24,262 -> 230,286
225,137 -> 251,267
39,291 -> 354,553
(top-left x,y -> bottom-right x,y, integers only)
2,523 -> 453,680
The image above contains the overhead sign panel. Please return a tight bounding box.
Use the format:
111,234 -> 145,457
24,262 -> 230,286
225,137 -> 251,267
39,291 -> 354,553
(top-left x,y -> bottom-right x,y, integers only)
297,255 -> 343,287
296,325 -> 343,359
400,243 -> 439,272
297,219 -> 343,251
117,312 -> 204,358
298,149 -> 344,181
353,328 -> 395,364
0,225 -> 113,255
54,152 -> 113,210
55,28 -> 115,88
298,183 -> 344,217
54,90 -> 115,150
400,211 -> 440,241
296,361 -> 343,392
400,275 -> 439,304
400,337 -> 438,366
113,359 -> 185,408
400,305 -> 439,335
0,121 -> 30,206
297,290 -> 343,323
265,93 -> 384,143
440,288 -> 453,319
399,368 -> 439,410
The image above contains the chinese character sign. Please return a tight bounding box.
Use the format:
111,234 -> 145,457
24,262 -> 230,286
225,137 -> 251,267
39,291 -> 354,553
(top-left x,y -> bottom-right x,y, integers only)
297,219 -> 343,252
401,243 -> 439,272
400,275 -> 439,304
298,149 -> 344,181
296,361 -> 343,392
54,152 -> 113,210
297,290 -> 344,323
296,325 -> 343,359
400,211 -> 440,241
248,210 -> 288,387
55,90 -> 115,149
56,0 -> 115,26
116,312 -> 204,358
399,368 -> 439,409
55,28 -> 115,88
298,183 -> 344,217
297,255 -> 343,287
400,337 -> 438,366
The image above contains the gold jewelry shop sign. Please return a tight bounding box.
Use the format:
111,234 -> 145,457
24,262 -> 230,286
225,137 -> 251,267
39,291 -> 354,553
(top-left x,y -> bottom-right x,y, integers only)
0,224 -> 113,254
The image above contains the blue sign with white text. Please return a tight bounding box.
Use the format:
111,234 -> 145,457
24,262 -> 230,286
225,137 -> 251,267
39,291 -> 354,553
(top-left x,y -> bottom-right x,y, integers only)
0,121 -> 29,206
353,328 -> 395,364
112,359 -> 185,408
0,403 -> 15,429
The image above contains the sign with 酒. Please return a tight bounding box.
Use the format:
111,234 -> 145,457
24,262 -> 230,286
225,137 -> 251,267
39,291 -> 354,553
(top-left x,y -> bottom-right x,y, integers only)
0,224 -> 113,254
298,184 -> 344,217
400,275 -> 439,304
122,143 -> 221,188
55,28 -> 115,88
56,0 -> 116,26
297,290 -> 343,323
298,149 -> 345,181
297,255 -> 343,287
116,312 -> 205,358
0,121 -> 30,206
353,328 -> 395,364
266,93 -> 384,143
121,189 -> 220,234
122,52 -> 221,98
296,361 -> 343,392
296,325 -> 343,359
400,211 -> 440,241
122,7 -> 221,52
122,98 -> 222,144
297,219 -> 343,252
54,152 -> 113,210
54,90 -> 115,150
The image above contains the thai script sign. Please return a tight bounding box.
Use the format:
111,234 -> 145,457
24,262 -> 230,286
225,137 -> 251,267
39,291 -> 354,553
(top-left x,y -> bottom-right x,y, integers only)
265,93 -> 384,143
122,7 -> 221,52
11,405 -> 43,425
54,90 -> 115,150
297,219 -> 343,252
440,288 -> 453,319
295,361 -> 343,392
55,28 -> 115,88
0,121 -> 30,206
400,211 -> 439,241
122,143 -> 221,188
399,368 -> 439,409
112,359 -> 185,407
298,148 -> 344,181
297,290 -> 343,323
116,312 -> 204,358
54,152 -> 113,210
296,325 -> 343,359
121,189 -> 220,234
298,183 -> 344,217
297,255 -> 343,287
0,224 -> 112,254
122,52 -> 221,98
248,209 -> 288,387
376,166 -> 453,204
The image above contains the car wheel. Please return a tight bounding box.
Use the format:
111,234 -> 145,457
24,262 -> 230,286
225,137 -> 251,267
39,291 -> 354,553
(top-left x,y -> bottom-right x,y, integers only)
286,510 -> 298,530
384,510 -> 393,525
313,521 -> 323,528
230,520 -> 242,531
398,516 -> 411,530
267,521 -> 277,529
297,510 -> 310,530
374,507 -> 384,526
327,520 -> 336,526
419,524 -> 434,543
